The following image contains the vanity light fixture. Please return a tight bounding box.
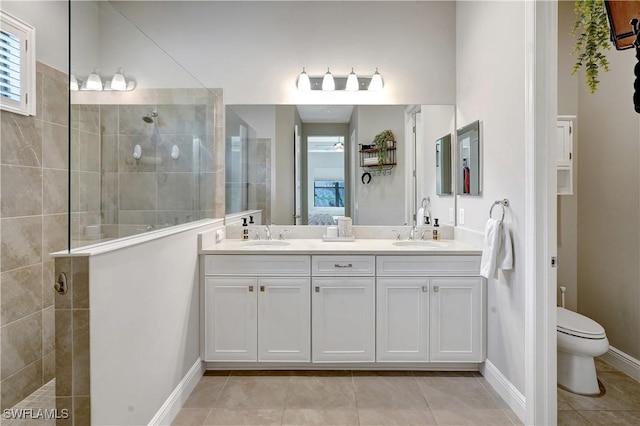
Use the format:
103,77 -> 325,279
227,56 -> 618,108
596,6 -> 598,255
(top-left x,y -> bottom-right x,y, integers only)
74,68 -> 136,91
296,67 -> 384,91
322,68 -> 335,91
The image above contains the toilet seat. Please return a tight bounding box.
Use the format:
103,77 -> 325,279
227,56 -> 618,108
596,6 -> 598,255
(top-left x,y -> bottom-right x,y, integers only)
557,307 -> 606,339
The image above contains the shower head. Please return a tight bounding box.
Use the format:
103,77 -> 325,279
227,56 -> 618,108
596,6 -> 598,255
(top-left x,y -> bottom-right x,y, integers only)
142,110 -> 158,123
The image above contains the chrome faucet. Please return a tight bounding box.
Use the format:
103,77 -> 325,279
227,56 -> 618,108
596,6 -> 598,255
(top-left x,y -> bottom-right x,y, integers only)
264,225 -> 272,241
408,225 -> 418,241
392,229 -> 401,241
421,230 -> 429,241
278,229 -> 288,240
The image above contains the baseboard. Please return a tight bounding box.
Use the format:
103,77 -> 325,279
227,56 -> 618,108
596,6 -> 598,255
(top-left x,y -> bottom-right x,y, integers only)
148,358 -> 205,426
480,359 -> 526,423
600,346 -> 640,383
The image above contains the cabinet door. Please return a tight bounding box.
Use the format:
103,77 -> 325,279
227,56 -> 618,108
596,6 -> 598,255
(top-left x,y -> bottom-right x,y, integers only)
429,277 -> 485,362
312,277 -> 375,362
556,120 -> 572,167
258,277 -> 310,362
377,277 -> 429,362
205,277 -> 257,361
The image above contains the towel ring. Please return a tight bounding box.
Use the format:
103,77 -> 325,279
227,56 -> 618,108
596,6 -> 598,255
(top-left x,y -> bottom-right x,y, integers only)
489,199 -> 510,222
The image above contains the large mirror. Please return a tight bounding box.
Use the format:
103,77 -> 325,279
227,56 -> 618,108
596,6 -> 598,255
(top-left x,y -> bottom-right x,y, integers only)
225,105 -> 456,226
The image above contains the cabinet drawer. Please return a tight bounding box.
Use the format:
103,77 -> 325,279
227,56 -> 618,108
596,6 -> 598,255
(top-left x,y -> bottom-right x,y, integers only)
205,255 -> 310,276
312,255 -> 375,276
376,256 -> 481,276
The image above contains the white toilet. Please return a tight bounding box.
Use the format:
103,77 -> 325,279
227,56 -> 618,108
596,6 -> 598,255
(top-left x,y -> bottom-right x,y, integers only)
557,306 -> 609,395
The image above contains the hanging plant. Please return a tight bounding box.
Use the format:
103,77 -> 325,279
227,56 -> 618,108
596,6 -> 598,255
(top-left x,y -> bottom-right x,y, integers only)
373,129 -> 394,169
571,0 -> 612,94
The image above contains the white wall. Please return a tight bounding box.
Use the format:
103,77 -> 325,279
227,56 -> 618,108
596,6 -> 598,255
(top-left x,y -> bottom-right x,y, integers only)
355,105 -> 406,225
2,1 -> 69,71
273,106 -> 297,225
419,105 -> 456,225
107,1 -> 456,105
88,220 -> 223,425
456,1 -> 527,394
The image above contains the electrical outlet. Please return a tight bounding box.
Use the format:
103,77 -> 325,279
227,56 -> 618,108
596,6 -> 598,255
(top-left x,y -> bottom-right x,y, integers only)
458,208 -> 465,225
215,229 -> 225,243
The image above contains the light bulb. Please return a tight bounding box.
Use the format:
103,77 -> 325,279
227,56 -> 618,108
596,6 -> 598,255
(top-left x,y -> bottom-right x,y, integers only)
297,67 -> 311,91
345,68 -> 359,91
368,67 -> 384,91
85,68 -> 103,91
322,68 -> 335,91
110,68 -> 127,91
70,71 -> 79,91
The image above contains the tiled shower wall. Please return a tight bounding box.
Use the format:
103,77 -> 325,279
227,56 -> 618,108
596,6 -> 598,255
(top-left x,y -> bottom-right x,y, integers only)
71,91 -> 221,248
248,138 -> 272,225
0,62 -> 68,409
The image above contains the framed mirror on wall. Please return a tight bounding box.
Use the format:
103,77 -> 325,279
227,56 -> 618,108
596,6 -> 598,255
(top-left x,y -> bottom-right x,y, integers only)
457,120 -> 481,196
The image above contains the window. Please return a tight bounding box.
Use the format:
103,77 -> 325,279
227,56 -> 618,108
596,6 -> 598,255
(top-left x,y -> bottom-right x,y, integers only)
0,11 -> 35,116
314,181 -> 344,207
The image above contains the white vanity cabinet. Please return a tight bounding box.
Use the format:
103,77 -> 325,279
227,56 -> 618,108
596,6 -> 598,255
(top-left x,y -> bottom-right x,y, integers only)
429,277 -> 485,362
311,256 -> 376,362
204,255 -> 311,362
377,256 -> 485,363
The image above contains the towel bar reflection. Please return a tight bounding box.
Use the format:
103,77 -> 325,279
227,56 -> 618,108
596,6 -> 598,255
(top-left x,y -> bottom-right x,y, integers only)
489,199 -> 510,222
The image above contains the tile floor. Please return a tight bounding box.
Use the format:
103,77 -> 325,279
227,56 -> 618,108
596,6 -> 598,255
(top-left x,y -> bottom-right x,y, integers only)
172,371 -> 521,426
558,358 -> 640,425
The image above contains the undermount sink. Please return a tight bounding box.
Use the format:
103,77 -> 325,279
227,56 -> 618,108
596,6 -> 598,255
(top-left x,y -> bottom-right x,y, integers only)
244,240 -> 291,246
392,240 -> 448,248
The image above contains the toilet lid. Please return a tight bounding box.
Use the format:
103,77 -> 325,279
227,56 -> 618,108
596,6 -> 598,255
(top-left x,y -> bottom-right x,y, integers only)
557,307 -> 605,338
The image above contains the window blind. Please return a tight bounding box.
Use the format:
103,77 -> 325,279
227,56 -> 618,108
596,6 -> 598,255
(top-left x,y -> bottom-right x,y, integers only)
0,28 -> 22,103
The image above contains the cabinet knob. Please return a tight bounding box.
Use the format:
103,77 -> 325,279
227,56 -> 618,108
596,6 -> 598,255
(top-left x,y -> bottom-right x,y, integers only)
260,285 -> 265,292
433,286 -> 439,293
249,285 -> 254,292
315,286 -> 320,293
422,286 -> 428,293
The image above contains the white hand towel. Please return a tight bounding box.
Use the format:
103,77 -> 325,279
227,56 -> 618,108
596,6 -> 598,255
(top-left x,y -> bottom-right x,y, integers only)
480,218 -> 501,279
417,207 -> 425,225
496,224 -> 513,275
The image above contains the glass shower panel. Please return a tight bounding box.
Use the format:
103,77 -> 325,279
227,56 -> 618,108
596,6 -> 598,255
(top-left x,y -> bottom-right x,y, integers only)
69,1 -> 222,249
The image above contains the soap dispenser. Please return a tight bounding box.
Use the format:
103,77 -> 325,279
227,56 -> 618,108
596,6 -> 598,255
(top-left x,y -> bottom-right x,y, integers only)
249,215 -> 254,225
242,218 -> 249,240
432,218 -> 440,240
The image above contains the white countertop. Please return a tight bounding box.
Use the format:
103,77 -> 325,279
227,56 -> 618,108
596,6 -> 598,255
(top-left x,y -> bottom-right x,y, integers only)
200,238 -> 482,255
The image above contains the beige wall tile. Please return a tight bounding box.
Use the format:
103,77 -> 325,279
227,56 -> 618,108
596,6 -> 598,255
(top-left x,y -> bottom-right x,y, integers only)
78,171 -> 100,212
118,134 -> 157,173
43,214 -> 68,262
119,172 -> 157,210
101,134 -> 119,172
43,350 -> 55,383
74,396 -> 91,426
43,260 -> 56,309
0,360 -> 42,410
79,131 -> 100,172
1,312 -> 42,380
36,62 -> 67,83
55,310 -> 72,397
78,105 -> 99,134
100,105 -> 118,135
73,310 -> 90,396
43,75 -> 68,126
42,122 -> 69,170
158,173 -> 194,210
101,172 -> 118,224
156,104 -> 196,135
42,306 -> 55,354
1,165 -> 43,217
43,169 -> 68,215
72,258 -> 89,310
0,112 -> 43,167
119,105 -> 156,135
55,396 -> 73,426
1,216 -> 42,272
54,258 -> 72,310
157,134 -> 195,173
1,264 -> 43,326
